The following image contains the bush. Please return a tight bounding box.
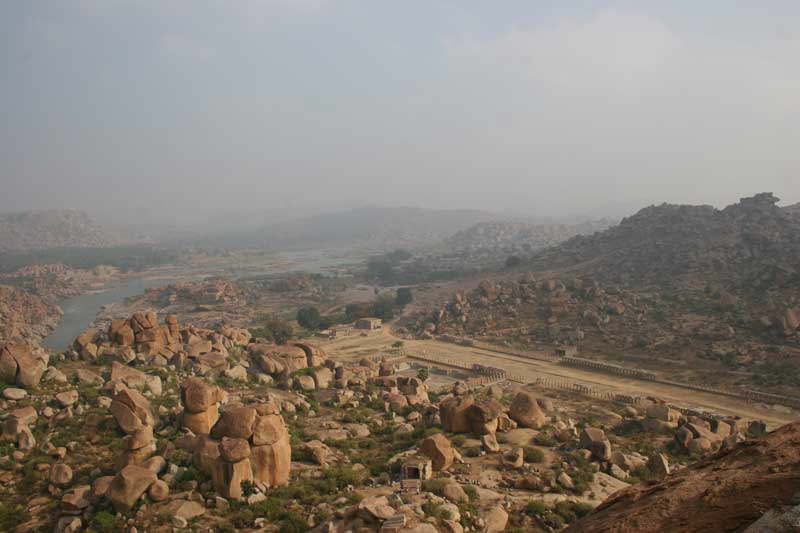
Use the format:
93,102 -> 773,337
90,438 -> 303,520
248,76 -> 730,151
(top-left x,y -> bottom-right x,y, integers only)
523,446 -> 545,463
463,484 -> 478,501
554,501 -> 593,523
533,433 -> 557,447
250,316 -> 293,345
297,306 -> 322,330
91,510 -> 123,533
0,503 -> 26,531
524,500 -> 547,516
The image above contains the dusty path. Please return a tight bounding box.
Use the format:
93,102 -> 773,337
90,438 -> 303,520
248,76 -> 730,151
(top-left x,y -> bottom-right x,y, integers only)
321,328 -> 797,428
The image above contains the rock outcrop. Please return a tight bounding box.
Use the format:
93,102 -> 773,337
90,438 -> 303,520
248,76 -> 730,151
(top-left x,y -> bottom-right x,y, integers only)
566,421 -> 800,533
0,342 -> 47,388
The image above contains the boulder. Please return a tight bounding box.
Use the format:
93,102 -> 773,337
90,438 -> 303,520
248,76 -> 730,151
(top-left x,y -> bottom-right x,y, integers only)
580,426 -> 612,461
0,343 -> 46,388
440,395 -> 475,433
420,434 -> 455,471
110,388 -> 155,434
211,406 -> 257,440
50,463 -> 73,486
483,505 -> 509,533
106,465 -> 157,512
647,453 -> 670,478
509,392 -> 546,429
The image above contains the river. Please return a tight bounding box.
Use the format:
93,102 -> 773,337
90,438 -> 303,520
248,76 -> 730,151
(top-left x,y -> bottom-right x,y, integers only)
40,250 -> 361,352
42,277 -> 176,352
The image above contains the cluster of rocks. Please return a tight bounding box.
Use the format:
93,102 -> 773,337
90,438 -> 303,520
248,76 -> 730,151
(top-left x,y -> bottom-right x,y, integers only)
110,387 -> 158,471
620,400 -> 755,456
142,279 -> 244,307
69,312 -> 251,373
178,379 -> 291,500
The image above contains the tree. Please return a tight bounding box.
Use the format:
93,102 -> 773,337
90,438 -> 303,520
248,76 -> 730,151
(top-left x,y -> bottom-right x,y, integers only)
296,306 -> 321,330
395,287 -> 413,307
505,255 -> 523,269
392,340 -> 404,349
371,293 -> 397,320
417,367 -> 430,382
251,316 -> 293,345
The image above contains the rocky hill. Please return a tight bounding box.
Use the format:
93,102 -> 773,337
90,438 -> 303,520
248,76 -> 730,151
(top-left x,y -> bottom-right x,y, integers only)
530,193 -> 800,290
0,285 -> 62,344
443,219 -> 614,254
0,209 -> 116,250
566,420 -> 800,533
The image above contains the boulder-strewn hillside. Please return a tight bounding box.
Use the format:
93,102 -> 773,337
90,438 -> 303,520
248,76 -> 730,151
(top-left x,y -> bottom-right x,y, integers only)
0,209 -> 116,250
443,219 -> 615,254
530,193 -> 800,289
566,421 -> 800,533
0,285 -> 62,344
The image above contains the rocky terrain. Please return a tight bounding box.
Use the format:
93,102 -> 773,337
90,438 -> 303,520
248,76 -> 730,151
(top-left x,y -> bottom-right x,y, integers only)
0,209 -> 116,250
442,220 -> 614,256
529,193 -> 800,288
408,193 -> 800,394
0,264 -> 121,346
0,303 -> 789,533
0,286 -> 62,345
566,420 -> 800,532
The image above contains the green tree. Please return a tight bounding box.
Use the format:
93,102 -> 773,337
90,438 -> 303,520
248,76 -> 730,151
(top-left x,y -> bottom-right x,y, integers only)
251,316 -> 293,345
371,293 -> 397,320
505,255 -> 523,268
417,367 -> 430,382
395,287 -> 413,306
296,306 -> 321,330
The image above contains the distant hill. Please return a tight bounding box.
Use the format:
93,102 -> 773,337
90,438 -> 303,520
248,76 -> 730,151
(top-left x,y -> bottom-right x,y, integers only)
443,219 -> 615,254
206,206 -> 504,251
784,202 -> 800,221
529,192 -> 800,288
0,209 -> 117,251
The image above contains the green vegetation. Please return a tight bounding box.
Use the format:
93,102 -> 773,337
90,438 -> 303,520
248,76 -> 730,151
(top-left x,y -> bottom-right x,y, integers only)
250,316 -> 293,344
296,306 -> 322,330
505,255 -> 523,268
0,503 -> 26,531
90,509 -> 125,533
395,287 -> 413,306
0,246 -> 177,274
522,446 -> 545,463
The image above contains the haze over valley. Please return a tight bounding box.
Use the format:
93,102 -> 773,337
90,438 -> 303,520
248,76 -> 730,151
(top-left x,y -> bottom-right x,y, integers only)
2,3 -> 800,533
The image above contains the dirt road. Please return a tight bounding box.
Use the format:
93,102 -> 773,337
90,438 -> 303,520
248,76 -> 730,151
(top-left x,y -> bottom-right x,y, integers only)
321,328 -> 797,428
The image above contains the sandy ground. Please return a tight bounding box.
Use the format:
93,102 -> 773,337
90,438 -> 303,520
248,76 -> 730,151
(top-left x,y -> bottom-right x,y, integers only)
320,328 -> 797,428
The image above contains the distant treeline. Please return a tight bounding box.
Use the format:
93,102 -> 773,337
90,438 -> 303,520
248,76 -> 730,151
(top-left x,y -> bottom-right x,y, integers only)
0,246 -> 178,273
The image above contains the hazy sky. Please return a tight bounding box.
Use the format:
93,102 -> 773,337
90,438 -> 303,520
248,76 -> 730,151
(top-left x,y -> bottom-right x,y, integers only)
2,1 -> 799,223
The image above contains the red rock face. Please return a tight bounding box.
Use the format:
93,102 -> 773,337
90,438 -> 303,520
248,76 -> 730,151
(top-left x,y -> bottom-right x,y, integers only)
566,422 -> 800,533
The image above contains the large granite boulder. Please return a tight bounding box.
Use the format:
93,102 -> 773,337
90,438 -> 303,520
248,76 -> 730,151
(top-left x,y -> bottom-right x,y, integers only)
420,434 -> 455,471
508,392 -> 547,429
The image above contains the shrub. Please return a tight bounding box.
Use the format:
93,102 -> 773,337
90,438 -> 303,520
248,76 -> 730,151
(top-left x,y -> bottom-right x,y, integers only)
523,446 -> 545,463
91,510 -> 122,533
0,503 -> 26,531
524,500 -> 547,516
463,484 -> 478,501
